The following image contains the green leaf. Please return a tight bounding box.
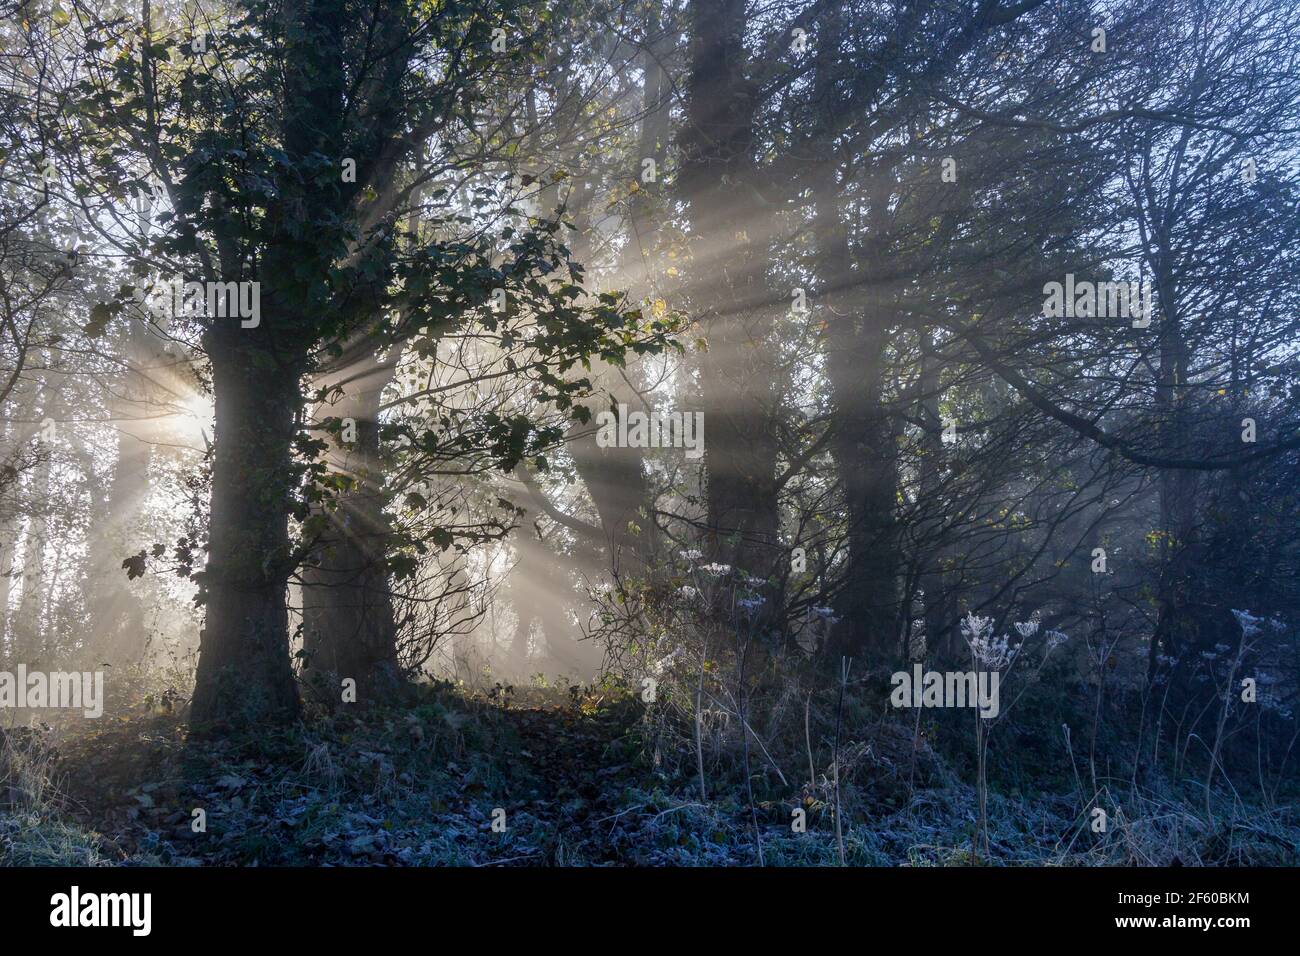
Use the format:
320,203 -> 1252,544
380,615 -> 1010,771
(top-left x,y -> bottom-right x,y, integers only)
83,302 -> 114,338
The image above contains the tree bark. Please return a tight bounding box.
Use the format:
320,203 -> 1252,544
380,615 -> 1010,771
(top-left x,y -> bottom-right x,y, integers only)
816,170 -> 902,658
191,0 -> 352,728
190,333 -> 303,728
679,0 -> 780,580
300,361 -> 403,704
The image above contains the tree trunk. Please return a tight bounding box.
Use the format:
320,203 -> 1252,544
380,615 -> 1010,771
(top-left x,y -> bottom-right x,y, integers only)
816,172 -> 902,658
300,362 -> 402,705
191,0 -> 352,728
190,336 -> 302,728
679,0 -> 780,580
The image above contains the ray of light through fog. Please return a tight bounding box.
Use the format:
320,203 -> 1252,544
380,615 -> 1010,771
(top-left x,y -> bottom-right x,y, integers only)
0,0 -> 1298,879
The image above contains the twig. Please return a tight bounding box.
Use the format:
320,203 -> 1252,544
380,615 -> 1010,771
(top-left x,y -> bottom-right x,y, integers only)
804,692 -> 815,793
833,656 -> 851,866
696,639 -> 708,803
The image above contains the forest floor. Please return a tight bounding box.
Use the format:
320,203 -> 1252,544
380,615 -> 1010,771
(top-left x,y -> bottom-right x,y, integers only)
3,681 -> 1297,866
6,684 -> 752,866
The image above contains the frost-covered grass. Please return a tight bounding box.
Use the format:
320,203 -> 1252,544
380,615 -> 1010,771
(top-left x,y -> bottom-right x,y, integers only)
1,726 -> 113,865
2,678 -> 1296,867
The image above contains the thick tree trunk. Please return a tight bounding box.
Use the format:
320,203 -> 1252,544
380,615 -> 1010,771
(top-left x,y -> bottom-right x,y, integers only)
190,339 -> 302,728
816,173 -> 902,658
679,0 -> 780,581
300,365 -> 402,704
697,334 -> 781,578
191,0 -> 353,728
825,320 -> 901,658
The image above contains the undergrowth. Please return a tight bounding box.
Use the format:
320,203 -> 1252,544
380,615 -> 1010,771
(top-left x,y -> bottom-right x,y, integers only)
1,667 -> 1295,866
